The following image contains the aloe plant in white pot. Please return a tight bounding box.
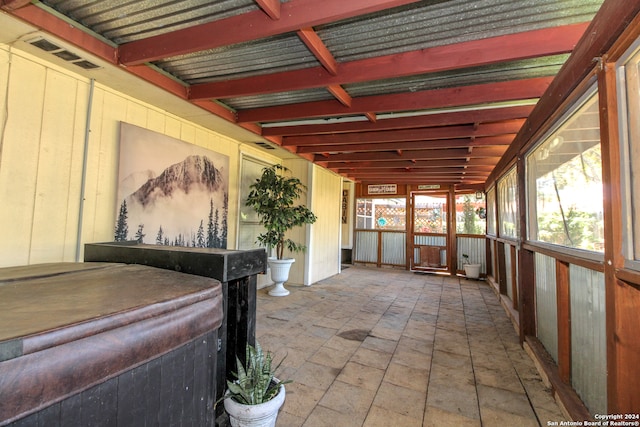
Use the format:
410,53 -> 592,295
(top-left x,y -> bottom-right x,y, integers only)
222,342 -> 290,427
245,164 -> 317,296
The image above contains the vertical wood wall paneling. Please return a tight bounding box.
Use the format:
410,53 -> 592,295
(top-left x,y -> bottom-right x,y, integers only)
447,187 -> 457,275
485,238 -> 493,277
497,242 -> 507,295
0,45 -> 289,267
516,156 -> 532,337
519,248 -> 535,341
505,245 -> 513,300
570,265 -> 607,415
281,159 -> 309,284
510,244 -> 518,309
535,252 -> 558,361
598,51 -> 640,413
31,70 -> 82,264
490,240 -> 497,281
309,165 -> 342,284
556,259 -> 571,384
0,54 -> 46,266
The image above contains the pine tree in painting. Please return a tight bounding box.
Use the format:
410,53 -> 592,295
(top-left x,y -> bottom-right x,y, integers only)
134,224 -> 145,243
197,220 -> 205,248
156,226 -> 164,245
114,200 -> 129,241
213,208 -> 220,248
221,192 -> 228,248
207,199 -> 215,248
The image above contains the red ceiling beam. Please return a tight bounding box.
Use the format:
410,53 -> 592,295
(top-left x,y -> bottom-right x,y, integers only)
254,0 -> 281,19
345,172 -> 491,179
190,100 -> 238,123
335,165 -> 493,173
10,5 -> 117,64
284,120 -> 524,146
297,28 -> 338,75
315,146 -> 506,162
348,174 -> 488,181
237,77 -> 551,123
327,85 -> 352,107
263,105 -> 534,136
0,0 -> 31,11
329,158 -> 501,169
332,166 -> 493,174
118,0 -> 419,65
8,5 -> 189,101
296,135 -> 515,154
346,175 -> 475,181
359,177 -> 473,183
190,23 -> 587,100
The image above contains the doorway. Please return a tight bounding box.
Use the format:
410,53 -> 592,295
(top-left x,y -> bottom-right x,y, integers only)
410,192 -> 451,273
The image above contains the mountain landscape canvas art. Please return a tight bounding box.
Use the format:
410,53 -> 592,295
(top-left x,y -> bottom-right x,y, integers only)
115,123 -> 229,248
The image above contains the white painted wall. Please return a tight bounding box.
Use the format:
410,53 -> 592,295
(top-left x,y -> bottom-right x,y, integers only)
0,42 -> 342,285
0,44 -> 287,268
308,165 -> 343,284
280,159 -> 311,285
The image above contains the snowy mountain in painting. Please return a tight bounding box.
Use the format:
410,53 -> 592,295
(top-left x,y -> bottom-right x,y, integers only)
122,154 -> 227,246
130,155 -> 223,207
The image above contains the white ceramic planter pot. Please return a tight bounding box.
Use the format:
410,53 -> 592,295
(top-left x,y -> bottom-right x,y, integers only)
224,384 -> 285,427
267,258 -> 295,296
463,263 -> 481,279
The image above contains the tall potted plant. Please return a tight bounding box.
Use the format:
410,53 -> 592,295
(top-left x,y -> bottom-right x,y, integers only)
245,164 -> 317,296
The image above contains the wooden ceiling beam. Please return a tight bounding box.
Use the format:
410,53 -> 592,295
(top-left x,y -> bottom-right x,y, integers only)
315,146 -> 506,162
327,85 -> 352,107
349,174 -> 488,180
283,120 -> 523,146
0,0 -> 31,11
190,23 -> 587,100
354,166 -> 491,173
296,135 -> 515,154
237,77 -> 550,123
358,177 -> 470,183
338,166 -> 491,174
262,105 -> 533,136
326,158 -> 501,170
10,5 -> 118,64
254,0 -> 281,19
364,112 -> 377,123
297,27 -> 338,75
119,0 -> 419,65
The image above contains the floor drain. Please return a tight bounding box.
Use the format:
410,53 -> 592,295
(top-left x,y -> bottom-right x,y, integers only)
338,329 -> 370,341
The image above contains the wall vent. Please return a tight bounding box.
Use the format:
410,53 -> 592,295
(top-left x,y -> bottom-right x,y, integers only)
254,141 -> 275,150
28,37 -> 101,70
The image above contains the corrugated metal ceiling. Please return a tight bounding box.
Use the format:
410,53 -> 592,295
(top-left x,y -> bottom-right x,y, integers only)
30,0 -> 605,187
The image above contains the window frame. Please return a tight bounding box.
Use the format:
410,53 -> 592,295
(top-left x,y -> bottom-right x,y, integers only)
236,155 -> 272,251
616,36 -> 640,271
355,197 -> 408,231
497,166 -> 519,240
486,186 -> 497,237
524,84 -> 605,260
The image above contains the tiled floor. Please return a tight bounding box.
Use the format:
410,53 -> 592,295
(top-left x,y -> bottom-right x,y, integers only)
256,265 -> 565,427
